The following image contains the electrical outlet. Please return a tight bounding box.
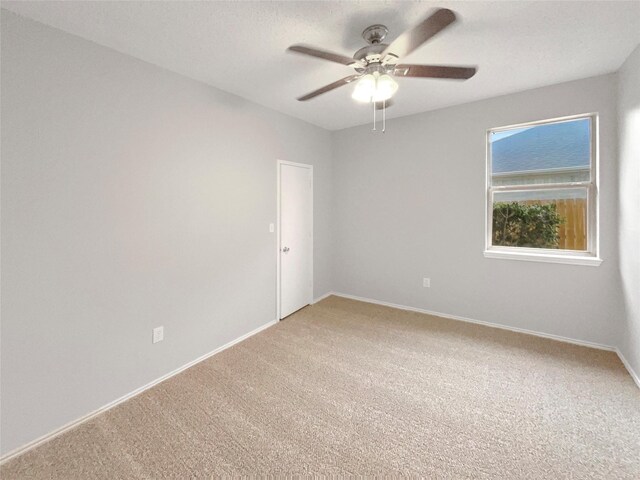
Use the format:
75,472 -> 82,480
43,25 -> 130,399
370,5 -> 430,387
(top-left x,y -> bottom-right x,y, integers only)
423,278 -> 431,288
152,326 -> 164,344
269,223 -> 275,233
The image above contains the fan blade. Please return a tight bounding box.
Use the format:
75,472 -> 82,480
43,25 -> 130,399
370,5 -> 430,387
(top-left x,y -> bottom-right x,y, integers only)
288,44 -> 361,66
382,8 -> 456,60
393,64 -> 476,80
297,75 -> 361,101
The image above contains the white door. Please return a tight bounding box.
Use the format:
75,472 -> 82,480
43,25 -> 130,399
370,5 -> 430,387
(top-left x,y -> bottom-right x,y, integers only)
278,161 -> 313,319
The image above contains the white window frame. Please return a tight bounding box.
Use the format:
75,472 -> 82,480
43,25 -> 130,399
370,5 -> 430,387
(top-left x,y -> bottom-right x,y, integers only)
484,113 -> 602,266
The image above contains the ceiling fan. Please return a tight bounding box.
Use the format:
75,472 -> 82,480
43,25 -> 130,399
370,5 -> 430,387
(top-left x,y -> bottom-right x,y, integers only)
287,8 -> 477,107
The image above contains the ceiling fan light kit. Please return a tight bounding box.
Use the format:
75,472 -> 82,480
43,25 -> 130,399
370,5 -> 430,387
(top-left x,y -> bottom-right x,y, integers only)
351,72 -> 398,103
287,8 -> 477,132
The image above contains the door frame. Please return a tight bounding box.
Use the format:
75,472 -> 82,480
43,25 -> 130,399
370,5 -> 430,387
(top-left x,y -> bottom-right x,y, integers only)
276,159 -> 313,321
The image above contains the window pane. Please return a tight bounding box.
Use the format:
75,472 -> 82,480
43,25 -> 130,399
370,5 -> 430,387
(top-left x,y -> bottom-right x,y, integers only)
492,188 -> 588,251
490,118 -> 591,186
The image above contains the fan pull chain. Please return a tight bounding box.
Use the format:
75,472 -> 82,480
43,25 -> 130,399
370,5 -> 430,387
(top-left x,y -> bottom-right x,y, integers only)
382,99 -> 386,133
372,98 -> 376,131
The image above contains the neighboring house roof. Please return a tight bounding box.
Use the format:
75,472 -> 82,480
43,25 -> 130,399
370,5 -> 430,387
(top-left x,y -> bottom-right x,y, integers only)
491,119 -> 590,174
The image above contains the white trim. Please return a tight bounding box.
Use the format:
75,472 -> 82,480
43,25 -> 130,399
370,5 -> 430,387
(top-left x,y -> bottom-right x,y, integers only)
492,165 -> 590,178
485,113 -> 599,262
616,348 -> 640,390
276,160 -> 314,321
489,112 -> 599,132
491,181 -> 591,192
330,292 -> 638,389
330,291 -> 615,351
0,319 -> 278,464
483,249 -> 603,266
312,291 -> 333,304
2,297 -> 637,465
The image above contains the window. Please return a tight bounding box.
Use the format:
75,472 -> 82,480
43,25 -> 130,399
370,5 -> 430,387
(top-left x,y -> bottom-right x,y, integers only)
485,114 -> 601,266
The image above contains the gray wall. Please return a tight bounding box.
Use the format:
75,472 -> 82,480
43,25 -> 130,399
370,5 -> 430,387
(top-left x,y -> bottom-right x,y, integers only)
618,45 -> 640,378
332,74 -> 623,348
0,11 -> 333,455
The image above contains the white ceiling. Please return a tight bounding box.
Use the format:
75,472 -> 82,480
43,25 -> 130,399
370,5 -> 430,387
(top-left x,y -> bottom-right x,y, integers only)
3,1 -> 639,130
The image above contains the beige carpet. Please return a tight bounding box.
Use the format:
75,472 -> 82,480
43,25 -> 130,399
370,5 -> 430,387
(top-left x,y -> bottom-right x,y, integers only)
2,295 -> 639,478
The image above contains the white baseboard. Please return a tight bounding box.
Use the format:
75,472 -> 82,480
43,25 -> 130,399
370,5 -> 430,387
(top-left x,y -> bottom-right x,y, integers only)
616,348 -> 640,390
330,292 -> 639,389
312,291 -> 333,304
331,291 -> 616,351
3,294 -> 637,464
0,319 -> 278,464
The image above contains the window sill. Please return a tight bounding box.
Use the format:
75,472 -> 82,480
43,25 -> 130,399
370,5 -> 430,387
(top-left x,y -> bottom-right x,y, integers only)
483,249 -> 603,266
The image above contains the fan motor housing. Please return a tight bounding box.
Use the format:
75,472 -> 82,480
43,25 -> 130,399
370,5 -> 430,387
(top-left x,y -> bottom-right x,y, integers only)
354,24 -> 396,65
353,44 -> 387,64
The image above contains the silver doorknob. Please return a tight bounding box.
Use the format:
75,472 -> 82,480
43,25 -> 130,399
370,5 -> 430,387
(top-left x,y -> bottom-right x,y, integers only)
282,247 -> 290,252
